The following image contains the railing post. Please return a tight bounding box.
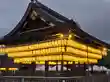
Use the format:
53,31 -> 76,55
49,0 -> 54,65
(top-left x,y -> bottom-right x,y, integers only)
21,77 -> 24,82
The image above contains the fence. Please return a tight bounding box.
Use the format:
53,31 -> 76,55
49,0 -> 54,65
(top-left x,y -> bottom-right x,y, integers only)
0,75 -> 110,82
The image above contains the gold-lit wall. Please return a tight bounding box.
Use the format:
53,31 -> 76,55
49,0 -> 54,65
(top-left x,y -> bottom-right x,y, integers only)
0,36 -> 107,64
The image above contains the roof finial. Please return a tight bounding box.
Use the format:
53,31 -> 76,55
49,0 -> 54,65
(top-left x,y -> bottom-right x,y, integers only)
31,0 -> 34,2
31,0 -> 36,3
31,0 -> 37,3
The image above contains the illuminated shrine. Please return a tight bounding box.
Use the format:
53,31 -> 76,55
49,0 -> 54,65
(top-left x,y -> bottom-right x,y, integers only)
0,0 -> 109,76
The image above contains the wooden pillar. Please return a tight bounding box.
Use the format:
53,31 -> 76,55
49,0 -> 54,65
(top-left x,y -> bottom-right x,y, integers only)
45,61 -> 48,76
61,60 -> 63,72
56,60 -> 58,71
31,62 -> 36,75
71,61 -> 75,71
91,64 -> 93,73
67,61 -> 69,71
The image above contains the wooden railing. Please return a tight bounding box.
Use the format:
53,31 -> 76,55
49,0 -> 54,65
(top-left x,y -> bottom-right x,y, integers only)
0,75 -> 109,82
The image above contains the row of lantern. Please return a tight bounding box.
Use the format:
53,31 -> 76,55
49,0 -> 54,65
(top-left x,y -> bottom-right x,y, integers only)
0,39 -> 107,56
14,61 -> 74,65
14,55 -> 98,64
0,68 -> 18,71
8,47 -> 102,59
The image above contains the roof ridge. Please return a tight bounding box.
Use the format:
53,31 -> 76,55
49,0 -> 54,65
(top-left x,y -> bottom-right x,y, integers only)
31,0 -> 38,3
34,0 -> 71,23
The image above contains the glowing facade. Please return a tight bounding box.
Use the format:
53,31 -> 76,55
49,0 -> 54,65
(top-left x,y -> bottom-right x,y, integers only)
0,38 -> 107,64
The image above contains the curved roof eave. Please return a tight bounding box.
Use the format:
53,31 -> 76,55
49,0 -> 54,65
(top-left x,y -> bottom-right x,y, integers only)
75,23 -> 109,48
69,21 -> 109,48
3,3 -> 33,39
